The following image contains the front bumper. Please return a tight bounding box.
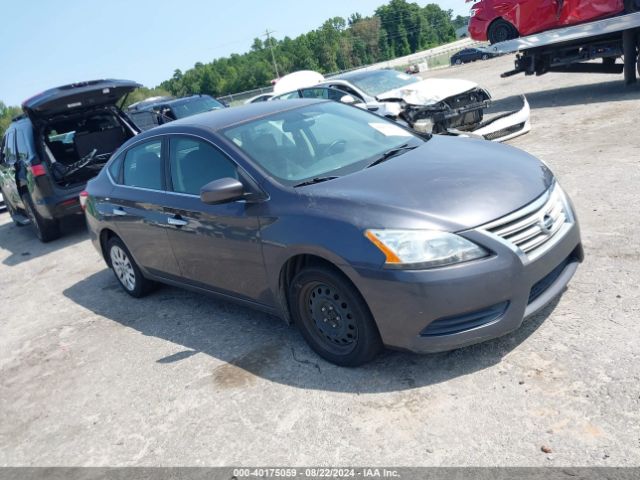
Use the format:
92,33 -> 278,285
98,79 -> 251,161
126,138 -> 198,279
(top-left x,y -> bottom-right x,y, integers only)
450,95 -> 531,143
352,220 -> 582,353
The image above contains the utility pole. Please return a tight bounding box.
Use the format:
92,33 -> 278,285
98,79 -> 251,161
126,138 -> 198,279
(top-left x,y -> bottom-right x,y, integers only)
263,29 -> 280,79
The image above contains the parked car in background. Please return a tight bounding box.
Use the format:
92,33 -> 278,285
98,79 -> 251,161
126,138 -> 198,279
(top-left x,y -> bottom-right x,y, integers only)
0,79 -> 141,241
83,99 -> 582,366
468,0 -> 632,44
272,68 -> 530,142
450,47 -> 496,65
127,94 -> 226,131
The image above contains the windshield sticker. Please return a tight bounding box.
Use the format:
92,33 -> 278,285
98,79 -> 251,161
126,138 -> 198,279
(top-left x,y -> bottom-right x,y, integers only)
369,122 -> 412,137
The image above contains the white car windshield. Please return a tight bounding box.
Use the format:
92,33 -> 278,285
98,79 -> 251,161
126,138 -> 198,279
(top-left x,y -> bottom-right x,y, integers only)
222,101 -> 424,185
343,70 -> 421,97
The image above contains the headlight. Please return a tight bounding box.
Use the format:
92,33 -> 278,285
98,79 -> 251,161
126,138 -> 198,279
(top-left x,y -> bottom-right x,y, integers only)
470,8 -> 479,17
365,229 -> 489,269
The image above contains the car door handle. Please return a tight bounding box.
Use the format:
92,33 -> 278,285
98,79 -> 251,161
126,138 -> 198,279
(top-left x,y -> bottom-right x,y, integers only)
112,207 -> 127,216
167,216 -> 188,227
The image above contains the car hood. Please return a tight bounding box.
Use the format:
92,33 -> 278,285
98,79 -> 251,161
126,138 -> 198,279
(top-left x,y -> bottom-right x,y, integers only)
377,78 -> 481,106
301,135 -> 554,232
22,79 -> 141,120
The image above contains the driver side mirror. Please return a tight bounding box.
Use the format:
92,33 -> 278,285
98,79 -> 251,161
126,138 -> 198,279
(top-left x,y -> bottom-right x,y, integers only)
340,94 -> 358,105
200,177 -> 245,205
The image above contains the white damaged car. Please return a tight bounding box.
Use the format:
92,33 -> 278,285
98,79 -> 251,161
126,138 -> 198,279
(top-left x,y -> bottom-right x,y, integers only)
271,69 -> 530,142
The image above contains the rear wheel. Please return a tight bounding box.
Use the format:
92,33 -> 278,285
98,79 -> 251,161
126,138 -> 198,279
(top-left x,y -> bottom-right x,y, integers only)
106,236 -> 156,298
623,29 -> 638,85
482,54 -> 489,60
5,198 -> 26,227
288,266 -> 382,367
21,193 -> 60,242
488,19 -> 519,45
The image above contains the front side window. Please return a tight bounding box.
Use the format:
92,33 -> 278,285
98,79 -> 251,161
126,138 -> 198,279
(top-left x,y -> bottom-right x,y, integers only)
169,137 -> 237,195
122,140 -> 163,190
273,91 -> 302,101
223,101 -> 423,184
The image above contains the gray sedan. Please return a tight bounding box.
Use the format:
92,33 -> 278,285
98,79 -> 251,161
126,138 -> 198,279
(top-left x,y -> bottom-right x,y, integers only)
83,99 -> 582,366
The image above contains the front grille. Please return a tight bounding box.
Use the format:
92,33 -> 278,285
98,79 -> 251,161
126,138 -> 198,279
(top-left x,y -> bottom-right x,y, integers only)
528,257 -> 570,304
420,302 -> 509,337
483,122 -> 526,141
444,88 -> 491,110
482,185 -> 569,259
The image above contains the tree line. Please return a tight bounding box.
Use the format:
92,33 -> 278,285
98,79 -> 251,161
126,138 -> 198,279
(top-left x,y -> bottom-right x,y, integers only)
0,0 -> 468,138
161,0 -> 467,97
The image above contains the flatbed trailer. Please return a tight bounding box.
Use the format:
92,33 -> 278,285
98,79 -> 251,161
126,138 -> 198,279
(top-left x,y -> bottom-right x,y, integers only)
486,12 -> 640,85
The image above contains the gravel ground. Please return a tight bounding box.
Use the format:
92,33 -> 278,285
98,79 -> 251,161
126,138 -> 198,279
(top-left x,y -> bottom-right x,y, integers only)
1,54 -> 639,467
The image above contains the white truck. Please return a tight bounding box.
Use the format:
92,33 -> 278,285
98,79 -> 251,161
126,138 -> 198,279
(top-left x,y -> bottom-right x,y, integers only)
486,11 -> 640,85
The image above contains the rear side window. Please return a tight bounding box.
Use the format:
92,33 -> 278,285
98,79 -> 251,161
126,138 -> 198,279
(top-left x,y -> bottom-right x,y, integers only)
169,137 -> 237,195
108,154 -> 124,183
15,130 -> 30,161
122,140 -> 163,190
2,131 -> 16,164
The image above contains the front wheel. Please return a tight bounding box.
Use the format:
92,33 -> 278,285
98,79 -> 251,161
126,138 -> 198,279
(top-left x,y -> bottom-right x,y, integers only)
288,266 -> 382,367
482,54 -> 489,60
21,193 -> 60,242
488,19 -> 519,44
106,236 -> 156,297
455,58 -> 462,65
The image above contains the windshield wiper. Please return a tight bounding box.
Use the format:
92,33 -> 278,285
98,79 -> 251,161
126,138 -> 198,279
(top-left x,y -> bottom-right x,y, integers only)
367,144 -> 418,168
293,176 -> 340,188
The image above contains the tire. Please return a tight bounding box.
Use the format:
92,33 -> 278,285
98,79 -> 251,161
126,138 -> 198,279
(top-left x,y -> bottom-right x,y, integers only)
106,236 -> 156,298
455,58 -> 462,65
288,266 -> 382,367
21,193 -> 60,242
482,54 -> 489,60
624,0 -> 640,12
488,19 -> 519,45
5,198 -> 26,227
623,29 -> 637,85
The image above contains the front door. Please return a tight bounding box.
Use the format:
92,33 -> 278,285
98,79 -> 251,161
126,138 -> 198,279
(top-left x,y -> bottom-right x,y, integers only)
108,137 -> 181,279
162,135 -> 269,304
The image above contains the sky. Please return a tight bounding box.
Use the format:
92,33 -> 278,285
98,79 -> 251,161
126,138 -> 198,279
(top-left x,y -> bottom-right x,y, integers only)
0,0 -> 469,106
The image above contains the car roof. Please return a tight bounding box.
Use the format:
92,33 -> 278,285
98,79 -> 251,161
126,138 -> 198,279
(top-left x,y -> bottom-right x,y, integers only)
136,98 -> 325,136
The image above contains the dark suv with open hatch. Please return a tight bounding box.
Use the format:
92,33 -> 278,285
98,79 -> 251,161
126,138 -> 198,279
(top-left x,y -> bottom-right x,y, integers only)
0,79 -> 140,241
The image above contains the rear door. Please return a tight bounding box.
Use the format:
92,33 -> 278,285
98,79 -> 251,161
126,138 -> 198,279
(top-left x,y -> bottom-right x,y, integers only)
513,0 -> 560,35
107,137 -> 181,279
0,130 -> 21,208
162,135 -> 269,303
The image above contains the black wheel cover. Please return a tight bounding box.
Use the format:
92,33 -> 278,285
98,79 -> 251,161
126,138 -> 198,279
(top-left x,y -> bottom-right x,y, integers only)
299,281 -> 358,356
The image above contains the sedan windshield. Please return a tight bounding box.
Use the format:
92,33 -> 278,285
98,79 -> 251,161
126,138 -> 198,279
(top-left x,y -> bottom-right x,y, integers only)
222,101 -> 424,185
171,96 -> 225,118
343,70 -> 421,97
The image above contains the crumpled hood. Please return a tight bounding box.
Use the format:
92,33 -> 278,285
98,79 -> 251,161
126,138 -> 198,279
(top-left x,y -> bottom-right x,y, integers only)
377,78 -> 481,106
301,135 -> 554,232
